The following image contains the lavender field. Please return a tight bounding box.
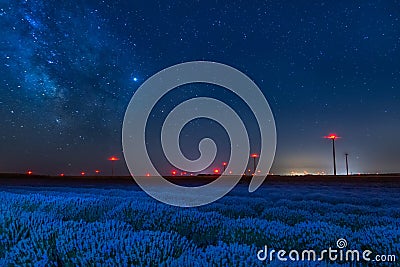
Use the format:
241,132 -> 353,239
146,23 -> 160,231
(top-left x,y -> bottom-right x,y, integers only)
0,182 -> 399,266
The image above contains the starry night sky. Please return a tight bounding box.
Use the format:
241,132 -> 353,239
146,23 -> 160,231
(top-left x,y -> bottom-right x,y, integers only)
1,0 -> 399,176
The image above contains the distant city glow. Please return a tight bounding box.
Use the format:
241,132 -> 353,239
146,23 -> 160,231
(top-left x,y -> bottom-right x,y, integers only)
289,171 -> 308,176
288,170 -> 328,176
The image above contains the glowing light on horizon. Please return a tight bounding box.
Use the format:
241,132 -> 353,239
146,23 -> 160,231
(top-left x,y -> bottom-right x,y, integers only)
288,170 -> 329,176
324,134 -> 340,140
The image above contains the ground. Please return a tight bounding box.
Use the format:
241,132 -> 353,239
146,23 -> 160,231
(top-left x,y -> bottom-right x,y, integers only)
0,179 -> 399,266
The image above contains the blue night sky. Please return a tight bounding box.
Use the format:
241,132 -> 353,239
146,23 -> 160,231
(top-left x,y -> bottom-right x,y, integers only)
0,0 -> 399,175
